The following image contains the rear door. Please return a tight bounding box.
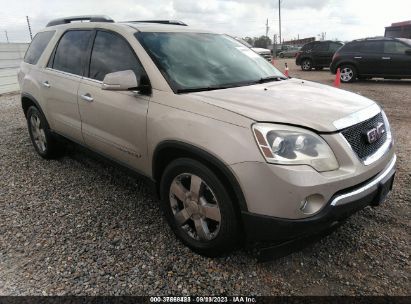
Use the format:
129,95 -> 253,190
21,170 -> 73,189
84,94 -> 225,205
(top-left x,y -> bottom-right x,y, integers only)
78,30 -> 150,171
312,42 -> 330,66
356,41 -> 384,75
382,40 -> 411,76
42,30 -> 93,142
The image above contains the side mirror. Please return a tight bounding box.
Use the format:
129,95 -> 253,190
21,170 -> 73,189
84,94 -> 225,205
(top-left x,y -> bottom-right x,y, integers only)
405,49 -> 411,55
102,70 -> 138,91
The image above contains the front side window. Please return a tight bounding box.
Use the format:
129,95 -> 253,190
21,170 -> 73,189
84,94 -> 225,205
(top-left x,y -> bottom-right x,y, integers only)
329,42 -> 342,52
384,41 -> 408,54
52,30 -> 92,76
24,31 -> 55,65
89,31 -> 144,81
136,32 -> 284,92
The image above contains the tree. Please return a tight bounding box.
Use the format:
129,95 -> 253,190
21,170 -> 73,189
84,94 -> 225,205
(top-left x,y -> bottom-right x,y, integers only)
253,36 -> 272,48
243,37 -> 254,46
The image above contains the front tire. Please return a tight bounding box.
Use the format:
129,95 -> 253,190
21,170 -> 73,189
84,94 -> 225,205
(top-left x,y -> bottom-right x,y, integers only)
301,59 -> 312,71
26,106 -> 63,159
160,158 -> 240,257
339,65 -> 357,83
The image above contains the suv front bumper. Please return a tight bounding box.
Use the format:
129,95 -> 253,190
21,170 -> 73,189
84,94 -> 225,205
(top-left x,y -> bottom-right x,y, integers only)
241,155 -> 396,243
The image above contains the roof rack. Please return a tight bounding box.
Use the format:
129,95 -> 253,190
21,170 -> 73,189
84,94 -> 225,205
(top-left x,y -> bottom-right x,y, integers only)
46,15 -> 114,27
126,20 -> 187,26
353,36 -> 392,41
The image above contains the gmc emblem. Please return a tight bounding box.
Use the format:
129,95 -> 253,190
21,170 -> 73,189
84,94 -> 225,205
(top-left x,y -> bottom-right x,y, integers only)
366,122 -> 385,144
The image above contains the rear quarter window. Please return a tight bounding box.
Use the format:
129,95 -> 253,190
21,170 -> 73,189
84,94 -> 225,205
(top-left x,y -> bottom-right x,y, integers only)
340,42 -> 360,53
329,42 -> 343,52
24,31 -> 55,65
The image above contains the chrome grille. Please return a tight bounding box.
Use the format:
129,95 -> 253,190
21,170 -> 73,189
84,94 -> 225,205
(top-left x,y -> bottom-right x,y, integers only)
341,113 -> 387,160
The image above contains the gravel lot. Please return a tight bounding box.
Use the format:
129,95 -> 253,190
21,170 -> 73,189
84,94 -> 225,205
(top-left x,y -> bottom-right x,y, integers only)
0,61 -> 410,296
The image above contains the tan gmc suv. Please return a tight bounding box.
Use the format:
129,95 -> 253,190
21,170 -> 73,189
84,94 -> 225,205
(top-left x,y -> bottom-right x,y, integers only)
18,16 -> 396,257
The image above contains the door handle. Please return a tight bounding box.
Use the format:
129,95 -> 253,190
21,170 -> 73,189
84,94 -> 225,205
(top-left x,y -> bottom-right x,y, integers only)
42,81 -> 50,88
80,93 -> 94,102
382,57 -> 391,60
354,56 -> 362,59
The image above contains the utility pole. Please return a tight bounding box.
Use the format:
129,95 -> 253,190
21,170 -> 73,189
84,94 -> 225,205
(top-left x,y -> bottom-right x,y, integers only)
26,16 -> 33,40
278,0 -> 282,44
5,30 -> 9,43
265,18 -> 269,38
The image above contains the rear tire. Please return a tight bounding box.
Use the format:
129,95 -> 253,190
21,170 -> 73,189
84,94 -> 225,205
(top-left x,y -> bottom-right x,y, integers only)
339,64 -> 357,83
301,59 -> 312,71
26,106 -> 64,159
160,158 -> 240,257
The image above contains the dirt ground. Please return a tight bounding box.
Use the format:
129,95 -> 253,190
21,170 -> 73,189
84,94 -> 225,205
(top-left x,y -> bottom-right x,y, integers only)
0,62 -> 410,295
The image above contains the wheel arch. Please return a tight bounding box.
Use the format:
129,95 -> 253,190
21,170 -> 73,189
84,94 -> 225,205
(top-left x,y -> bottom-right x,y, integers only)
337,61 -> 359,73
21,93 -> 50,128
152,140 -> 248,215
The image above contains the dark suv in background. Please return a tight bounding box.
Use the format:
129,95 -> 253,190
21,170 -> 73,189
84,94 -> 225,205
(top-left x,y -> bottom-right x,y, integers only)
330,37 -> 411,82
296,41 -> 343,71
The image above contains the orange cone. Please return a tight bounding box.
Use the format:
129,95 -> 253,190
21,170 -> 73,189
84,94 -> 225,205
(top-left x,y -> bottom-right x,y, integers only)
334,68 -> 341,88
284,63 -> 289,78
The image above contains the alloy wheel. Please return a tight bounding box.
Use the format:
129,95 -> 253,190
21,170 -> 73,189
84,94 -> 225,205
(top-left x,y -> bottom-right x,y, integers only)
169,173 -> 221,241
340,67 -> 354,82
302,60 -> 311,70
30,114 -> 47,153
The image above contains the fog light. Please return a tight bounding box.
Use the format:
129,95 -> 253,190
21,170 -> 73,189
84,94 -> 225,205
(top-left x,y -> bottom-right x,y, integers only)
300,194 -> 325,215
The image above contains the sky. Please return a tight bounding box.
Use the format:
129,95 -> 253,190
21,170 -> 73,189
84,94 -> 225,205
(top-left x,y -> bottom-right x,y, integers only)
0,0 -> 409,43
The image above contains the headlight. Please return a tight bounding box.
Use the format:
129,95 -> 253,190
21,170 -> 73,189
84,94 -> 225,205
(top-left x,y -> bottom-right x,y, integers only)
252,123 -> 339,172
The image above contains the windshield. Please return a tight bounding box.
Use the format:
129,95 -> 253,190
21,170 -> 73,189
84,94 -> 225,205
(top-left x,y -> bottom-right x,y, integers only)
398,38 -> 411,46
135,32 -> 285,93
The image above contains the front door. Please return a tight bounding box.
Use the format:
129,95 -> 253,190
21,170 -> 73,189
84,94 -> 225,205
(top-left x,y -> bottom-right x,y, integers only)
382,40 -> 411,76
312,42 -> 330,66
356,41 -> 384,76
78,30 -> 150,171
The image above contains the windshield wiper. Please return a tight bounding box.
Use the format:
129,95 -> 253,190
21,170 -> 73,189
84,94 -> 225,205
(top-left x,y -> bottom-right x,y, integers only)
176,83 -> 248,94
176,77 -> 288,94
256,76 -> 288,83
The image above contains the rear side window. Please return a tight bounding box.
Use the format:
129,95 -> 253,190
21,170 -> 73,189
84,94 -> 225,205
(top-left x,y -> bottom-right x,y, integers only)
89,31 -> 144,81
301,43 -> 315,51
359,41 -> 383,53
340,42 -> 360,53
384,41 -> 408,54
51,30 -> 92,76
24,31 -> 55,65
313,43 -> 329,52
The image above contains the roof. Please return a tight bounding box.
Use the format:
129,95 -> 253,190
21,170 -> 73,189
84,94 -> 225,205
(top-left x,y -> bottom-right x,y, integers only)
352,36 -> 397,42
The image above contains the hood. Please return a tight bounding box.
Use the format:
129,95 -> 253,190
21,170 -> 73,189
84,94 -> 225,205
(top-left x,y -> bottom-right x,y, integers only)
189,79 -> 378,132
252,47 -> 271,54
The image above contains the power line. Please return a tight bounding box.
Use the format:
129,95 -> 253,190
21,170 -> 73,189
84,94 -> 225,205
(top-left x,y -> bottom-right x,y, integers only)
26,16 -> 32,40
278,0 -> 282,44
